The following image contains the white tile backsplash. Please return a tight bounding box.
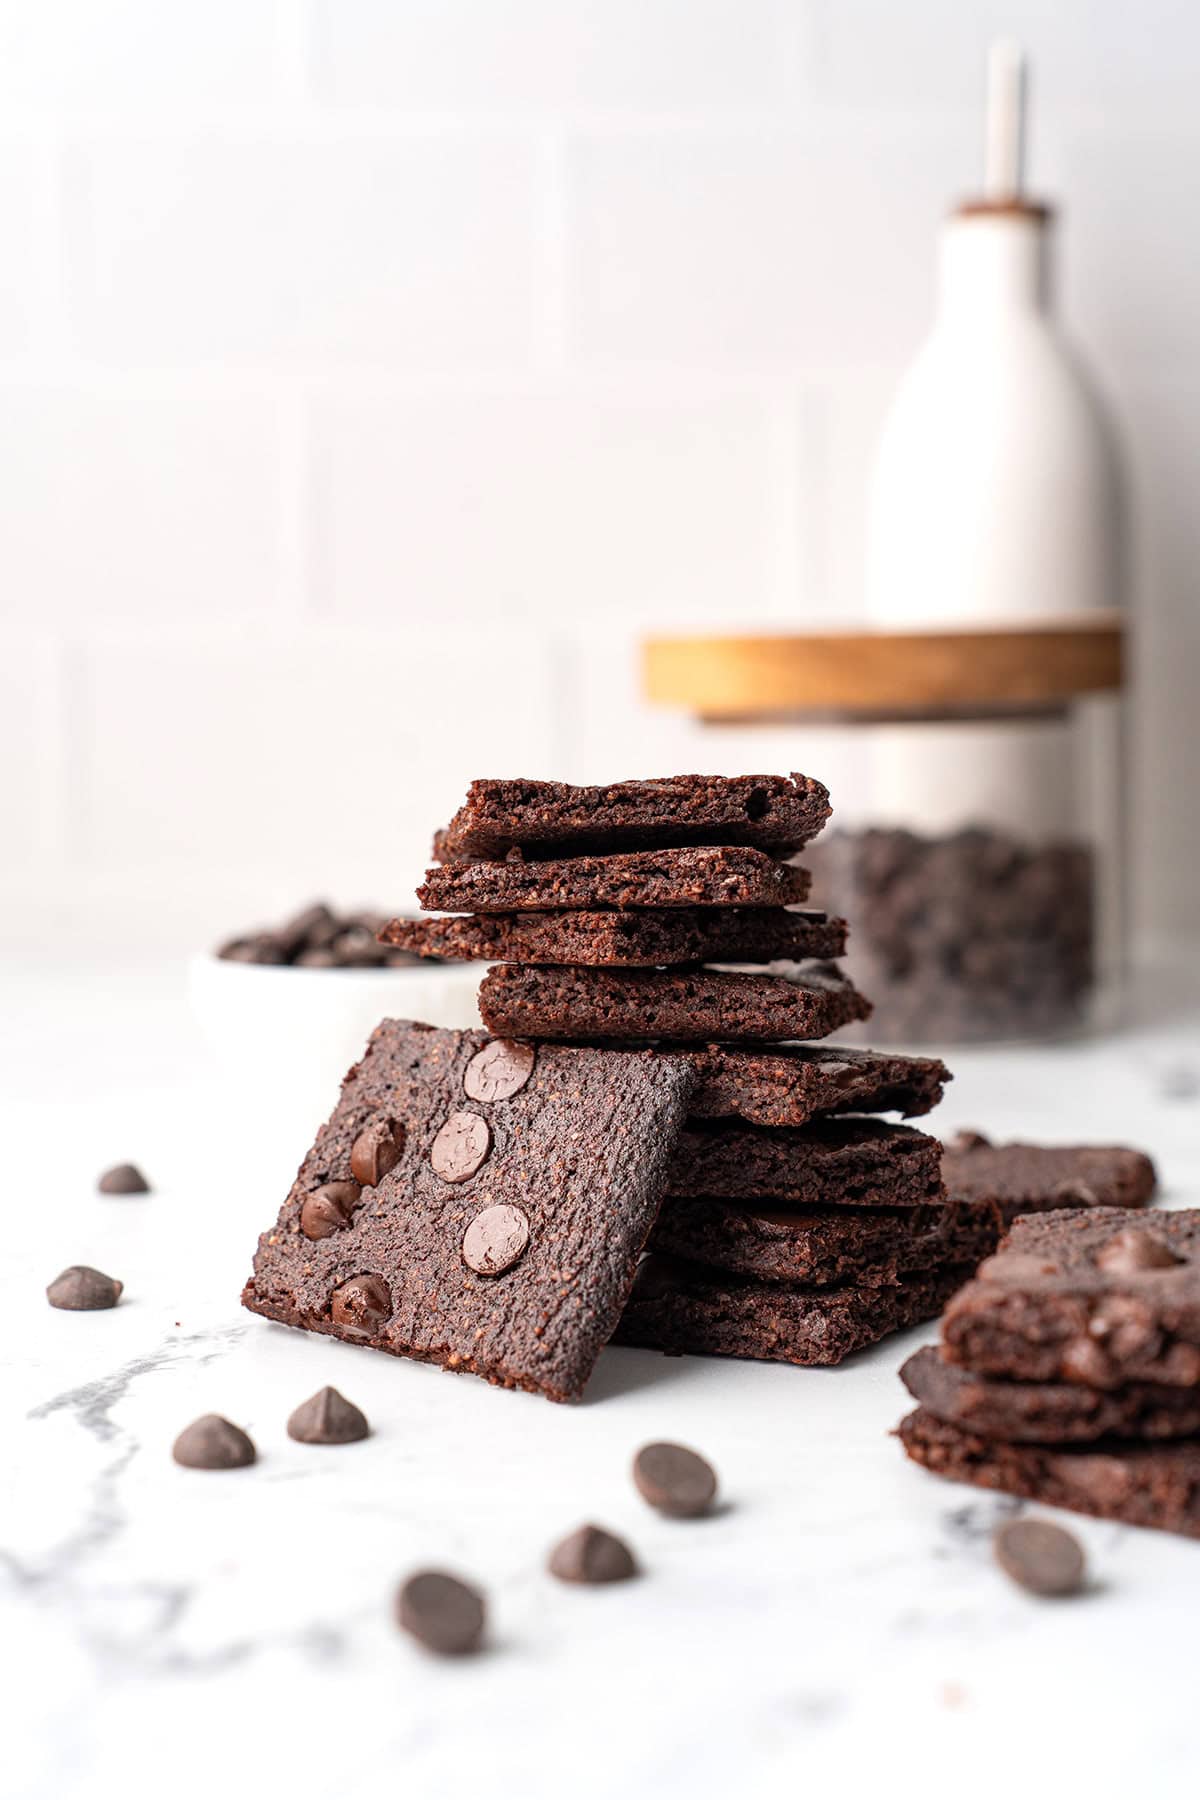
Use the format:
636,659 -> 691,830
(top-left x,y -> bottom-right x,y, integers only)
566,120 -> 972,367
0,1 -> 1195,950
314,0 -> 799,114
0,381 -> 283,621
315,385 -> 785,627
67,133 -> 541,365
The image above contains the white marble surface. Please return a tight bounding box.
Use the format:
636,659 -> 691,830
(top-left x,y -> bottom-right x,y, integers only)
5,950 -> 1200,1800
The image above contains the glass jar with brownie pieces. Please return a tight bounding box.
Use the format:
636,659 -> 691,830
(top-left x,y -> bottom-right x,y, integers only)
641,619 -> 1125,1045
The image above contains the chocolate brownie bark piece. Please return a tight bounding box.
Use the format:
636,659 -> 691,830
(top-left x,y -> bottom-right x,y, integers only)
242,1019 -> 693,1403
478,963 -> 871,1045
684,1043 -> 950,1128
898,1407 -> 1200,1540
901,1344 -> 1200,1444
613,1256 -> 967,1367
418,846 -> 812,913
438,773 -> 831,859
380,908 -> 847,968
651,1197 -> 1000,1285
940,1208 -> 1200,1389
943,1132 -> 1158,1213
667,1117 -> 944,1206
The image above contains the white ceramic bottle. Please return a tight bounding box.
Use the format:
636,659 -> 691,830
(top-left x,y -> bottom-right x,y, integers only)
863,44 -> 1126,844
867,43 -> 1124,634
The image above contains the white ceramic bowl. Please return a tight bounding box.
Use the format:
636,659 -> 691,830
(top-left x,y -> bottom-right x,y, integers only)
188,951 -> 487,1162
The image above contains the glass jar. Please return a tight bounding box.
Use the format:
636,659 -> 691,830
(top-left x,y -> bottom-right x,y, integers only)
643,619 -> 1126,1046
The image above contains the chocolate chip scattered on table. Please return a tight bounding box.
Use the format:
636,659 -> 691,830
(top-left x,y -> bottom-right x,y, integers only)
172,1414 -> 257,1470
46,1266 -> 123,1311
97,1162 -> 150,1194
287,1386 -> 369,1445
395,1570 -> 486,1656
632,1442 -> 718,1518
548,1524 -> 638,1584
994,1518 -> 1086,1597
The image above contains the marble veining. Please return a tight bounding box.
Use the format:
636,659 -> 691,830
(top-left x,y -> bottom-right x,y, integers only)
4,954 -> 1200,1800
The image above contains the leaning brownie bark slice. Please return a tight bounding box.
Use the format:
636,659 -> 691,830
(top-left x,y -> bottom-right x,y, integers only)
380,907 -> 847,968
478,963 -> 871,1044
651,1196 -> 999,1286
614,1255 -> 967,1367
417,845 -> 812,913
940,1207 -> 1200,1388
898,1407 -> 1200,1540
666,1117 -> 944,1206
242,1019 -> 693,1403
438,772 -> 831,859
900,1344 -> 1200,1444
943,1132 -> 1157,1212
682,1042 -> 950,1128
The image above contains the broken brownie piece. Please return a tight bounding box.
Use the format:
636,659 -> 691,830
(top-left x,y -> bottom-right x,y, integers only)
417,846 -> 812,914
437,773 -> 831,860
380,907 -> 846,968
478,962 -> 871,1044
900,1344 -> 1200,1444
682,1042 -> 949,1129
242,1019 -> 693,1402
943,1132 -> 1157,1213
940,1208 -> 1200,1389
651,1196 -> 999,1286
614,1255 -> 966,1367
898,1407 -> 1200,1540
666,1117 -> 944,1207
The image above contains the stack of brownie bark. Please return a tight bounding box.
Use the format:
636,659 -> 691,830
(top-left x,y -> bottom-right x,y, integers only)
898,1208 -> 1200,1539
381,773 -> 1007,1369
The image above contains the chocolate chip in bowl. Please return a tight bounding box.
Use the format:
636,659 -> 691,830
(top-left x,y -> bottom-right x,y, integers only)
216,902 -> 441,970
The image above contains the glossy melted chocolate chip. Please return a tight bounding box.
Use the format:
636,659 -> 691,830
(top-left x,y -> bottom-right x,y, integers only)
330,1273 -> 392,1337
300,1180 -> 362,1241
349,1118 -> 405,1187
462,1204 -> 530,1276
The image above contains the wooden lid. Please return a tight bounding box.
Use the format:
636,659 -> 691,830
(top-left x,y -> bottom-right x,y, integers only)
642,617 -> 1124,723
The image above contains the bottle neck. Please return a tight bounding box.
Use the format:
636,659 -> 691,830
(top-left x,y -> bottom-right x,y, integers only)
937,209 -> 1051,321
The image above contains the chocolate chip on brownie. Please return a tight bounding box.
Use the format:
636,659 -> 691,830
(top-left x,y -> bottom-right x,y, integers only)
242,1019 -> 694,1402
438,773 -> 831,860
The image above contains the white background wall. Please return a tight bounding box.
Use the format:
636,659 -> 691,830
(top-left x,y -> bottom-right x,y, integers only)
1,0 -> 1197,953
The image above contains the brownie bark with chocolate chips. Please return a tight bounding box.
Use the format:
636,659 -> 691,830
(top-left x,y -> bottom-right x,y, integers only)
614,1255 -> 967,1367
900,1344 -> 1200,1444
940,1207 -> 1200,1388
418,846 -> 812,914
438,773 -> 831,860
943,1131 -> 1158,1213
666,1117 -> 944,1206
898,1406 -> 1200,1540
651,1196 -> 1000,1285
478,962 -> 871,1044
682,1043 -> 950,1128
380,907 -> 847,968
242,1019 -> 693,1402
